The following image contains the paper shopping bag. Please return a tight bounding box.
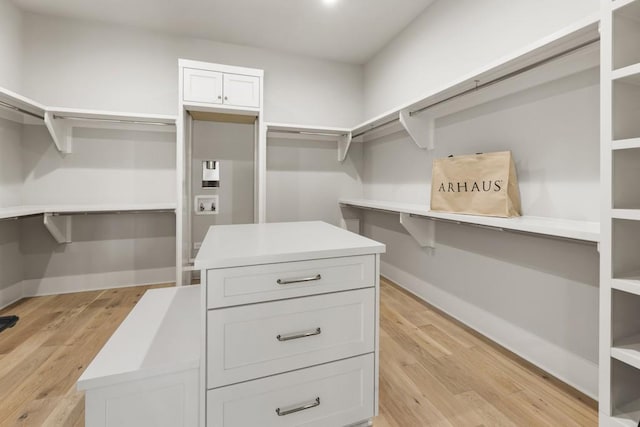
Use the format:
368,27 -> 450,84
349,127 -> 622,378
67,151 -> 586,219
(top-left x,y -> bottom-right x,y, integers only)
430,151 -> 521,218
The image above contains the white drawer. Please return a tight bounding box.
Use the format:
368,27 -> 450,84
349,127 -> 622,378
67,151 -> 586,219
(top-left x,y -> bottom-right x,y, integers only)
206,354 -> 374,427
207,288 -> 375,388
206,255 -> 375,308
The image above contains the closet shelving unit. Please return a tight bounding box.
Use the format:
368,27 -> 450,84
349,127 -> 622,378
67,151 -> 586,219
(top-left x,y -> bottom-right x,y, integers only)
264,122 -> 353,161
601,0 -> 640,425
263,15 -> 600,165
272,14 -> 600,165
346,13 -> 600,154
0,86 -> 178,244
334,15 -> 602,248
45,107 -> 177,154
339,199 -> 600,246
0,87 -> 46,125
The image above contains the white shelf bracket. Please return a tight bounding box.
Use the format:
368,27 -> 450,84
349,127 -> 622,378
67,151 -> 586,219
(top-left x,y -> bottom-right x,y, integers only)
399,212 -> 435,248
337,132 -> 353,162
44,111 -> 73,154
339,204 -> 361,234
399,109 -> 434,150
43,213 -> 72,244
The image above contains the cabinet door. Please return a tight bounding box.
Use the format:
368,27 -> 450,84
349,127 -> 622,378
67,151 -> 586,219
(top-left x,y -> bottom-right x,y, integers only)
183,68 -> 223,104
223,73 -> 260,108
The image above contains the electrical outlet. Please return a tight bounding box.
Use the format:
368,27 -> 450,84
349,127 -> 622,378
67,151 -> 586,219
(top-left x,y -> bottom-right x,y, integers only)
195,195 -> 219,215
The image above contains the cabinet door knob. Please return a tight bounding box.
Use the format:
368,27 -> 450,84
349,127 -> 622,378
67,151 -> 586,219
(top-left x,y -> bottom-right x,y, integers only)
217,95 -> 221,99
224,96 -> 228,101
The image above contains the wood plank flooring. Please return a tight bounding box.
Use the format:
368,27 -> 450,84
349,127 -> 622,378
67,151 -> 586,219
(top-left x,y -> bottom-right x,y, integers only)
0,279 -> 597,426
374,277 -> 597,427
0,284 -> 170,427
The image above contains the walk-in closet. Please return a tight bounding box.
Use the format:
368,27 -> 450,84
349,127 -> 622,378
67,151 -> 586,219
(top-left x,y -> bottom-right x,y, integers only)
0,0 -> 636,426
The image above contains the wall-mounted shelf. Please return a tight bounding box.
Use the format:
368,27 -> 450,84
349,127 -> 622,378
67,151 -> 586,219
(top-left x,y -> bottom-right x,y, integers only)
260,15 -> 600,163
339,198 -> 600,244
613,138 -> 640,150
612,397 -> 640,427
0,87 -> 46,125
614,0 -> 640,13
265,122 -> 353,162
612,63 -> 640,83
612,209 -> 640,221
0,203 -> 176,243
612,274 -> 640,296
0,85 -> 177,156
0,206 -> 46,220
45,108 -> 177,154
612,333 -> 640,371
347,13 -> 600,154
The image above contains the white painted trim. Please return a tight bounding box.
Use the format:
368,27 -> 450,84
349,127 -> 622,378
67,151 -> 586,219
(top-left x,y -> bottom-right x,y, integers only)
178,59 -> 264,77
0,281 -> 25,310
379,261 -> 598,399
20,267 -> 175,298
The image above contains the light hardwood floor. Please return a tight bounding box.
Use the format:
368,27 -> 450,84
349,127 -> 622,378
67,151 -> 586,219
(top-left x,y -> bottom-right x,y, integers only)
0,279 -> 597,426
374,277 -> 597,427
0,284 -> 170,427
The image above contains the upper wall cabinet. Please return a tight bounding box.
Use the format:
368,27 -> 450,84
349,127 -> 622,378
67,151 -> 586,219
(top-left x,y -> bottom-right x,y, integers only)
183,68 -> 260,109
223,73 -> 260,108
183,68 -> 223,104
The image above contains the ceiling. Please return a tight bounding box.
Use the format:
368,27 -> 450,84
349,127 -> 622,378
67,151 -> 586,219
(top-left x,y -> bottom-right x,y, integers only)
12,0 -> 434,64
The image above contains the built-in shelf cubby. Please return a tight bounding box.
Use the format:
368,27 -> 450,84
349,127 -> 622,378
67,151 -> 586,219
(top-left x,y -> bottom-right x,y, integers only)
611,359 -> 640,425
612,219 -> 640,277
613,79 -> 640,141
613,149 -> 640,209
605,1 -> 640,422
612,289 -> 640,350
613,0 -> 640,70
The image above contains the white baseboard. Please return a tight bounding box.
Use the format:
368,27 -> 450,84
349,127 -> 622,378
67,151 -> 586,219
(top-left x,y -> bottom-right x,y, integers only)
0,280 -> 26,310
380,260 -> 598,400
20,267 -> 176,299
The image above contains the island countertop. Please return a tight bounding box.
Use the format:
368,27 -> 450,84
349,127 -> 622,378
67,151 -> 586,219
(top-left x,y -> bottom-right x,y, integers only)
194,221 -> 385,270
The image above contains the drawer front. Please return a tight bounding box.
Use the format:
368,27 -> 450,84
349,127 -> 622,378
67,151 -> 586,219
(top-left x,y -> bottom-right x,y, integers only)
207,288 -> 375,388
206,255 -> 375,308
207,354 -> 374,427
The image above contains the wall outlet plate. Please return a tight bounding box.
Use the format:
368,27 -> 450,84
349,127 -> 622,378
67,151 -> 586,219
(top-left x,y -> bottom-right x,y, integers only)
195,195 -> 219,215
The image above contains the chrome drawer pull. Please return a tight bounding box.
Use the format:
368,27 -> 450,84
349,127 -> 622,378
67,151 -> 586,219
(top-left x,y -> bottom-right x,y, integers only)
276,397 -> 320,416
277,327 -> 321,342
277,274 -> 321,285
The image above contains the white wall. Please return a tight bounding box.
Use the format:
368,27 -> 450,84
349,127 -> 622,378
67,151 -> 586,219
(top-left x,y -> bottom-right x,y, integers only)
364,0 -> 599,117
0,0 -> 24,302
359,0 -> 601,398
0,0 -> 23,92
267,137 -> 363,225
21,12 -> 363,127
13,11 -> 364,291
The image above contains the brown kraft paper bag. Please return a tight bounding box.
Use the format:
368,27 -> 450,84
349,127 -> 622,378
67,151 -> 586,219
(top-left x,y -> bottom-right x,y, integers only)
430,151 -> 522,218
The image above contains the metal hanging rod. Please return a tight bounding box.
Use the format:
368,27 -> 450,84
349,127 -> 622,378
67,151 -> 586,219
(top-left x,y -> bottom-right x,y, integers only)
49,209 -> 175,216
0,101 -> 174,127
409,37 -> 600,117
351,118 -> 398,140
351,37 -> 600,140
0,100 -> 44,120
268,129 -> 348,138
52,115 -> 174,126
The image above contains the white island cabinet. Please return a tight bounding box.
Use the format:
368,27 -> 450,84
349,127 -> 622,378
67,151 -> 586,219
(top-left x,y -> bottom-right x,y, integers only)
195,221 -> 385,427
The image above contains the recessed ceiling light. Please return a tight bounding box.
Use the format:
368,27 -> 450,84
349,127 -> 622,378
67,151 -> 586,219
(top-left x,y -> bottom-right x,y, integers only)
323,0 -> 339,6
